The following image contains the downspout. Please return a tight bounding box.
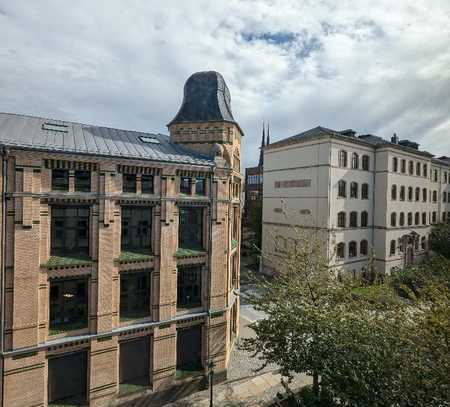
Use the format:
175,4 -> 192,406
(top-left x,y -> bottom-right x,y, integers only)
1,146 -> 8,407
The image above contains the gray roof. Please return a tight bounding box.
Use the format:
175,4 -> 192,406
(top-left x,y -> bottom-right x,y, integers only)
0,112 -> 215,166
168,71 -> 236,126
267,125 -> 435,158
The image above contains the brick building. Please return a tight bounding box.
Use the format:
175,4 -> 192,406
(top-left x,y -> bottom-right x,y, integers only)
0,71 -> 242,406
243,124 -> 269,248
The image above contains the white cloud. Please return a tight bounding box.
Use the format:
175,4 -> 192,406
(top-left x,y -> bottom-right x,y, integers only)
0,0 -> 449,167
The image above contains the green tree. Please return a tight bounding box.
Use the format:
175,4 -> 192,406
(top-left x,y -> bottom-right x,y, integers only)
243,221 -> 450,406
430,222 -> 450,259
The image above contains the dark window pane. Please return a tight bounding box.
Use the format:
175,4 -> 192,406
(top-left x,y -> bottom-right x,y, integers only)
177,326 -> 202,372
141,175 -> 154,194
52,169 -> 69,191
179,207 -> 203,250
121,206 -> 152,253
195,178 -> 206,195
120,272 -> 150,320
119,338 -> 150,389
123,174 -> 137,193
75,170 -> 91,192
49,278 -> 88,332
48,351 -> 87,405
51,206 -> 90,257
177,266 -> 202,309
180,177 -> 191,194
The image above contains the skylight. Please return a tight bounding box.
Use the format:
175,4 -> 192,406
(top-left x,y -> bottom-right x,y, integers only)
42,122 -> 69,133
139,135 -> 160,144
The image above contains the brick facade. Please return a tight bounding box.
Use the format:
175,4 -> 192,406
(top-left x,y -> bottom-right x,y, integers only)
0,82 -> 243,406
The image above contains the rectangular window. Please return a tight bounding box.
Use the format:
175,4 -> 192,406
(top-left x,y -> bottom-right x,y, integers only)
51,206 -> 89,258
176,326 -> 202,373
52,169 -> 69,191
141,175 -> 154,194
49,278 -> 88,334
179,207 -> 203,250
74,170 -> 91,192
177,266 -> 202,309
195,178 -> 206,195
119,338 -> 150,393
121,206 -> 152,254
180,177 -> 191,194
48,351 -> 87,405
120,271 -> 150,320
123,174 -> 137,193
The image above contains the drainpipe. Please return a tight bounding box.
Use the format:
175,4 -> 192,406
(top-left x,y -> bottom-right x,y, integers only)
0,146 -> 8,407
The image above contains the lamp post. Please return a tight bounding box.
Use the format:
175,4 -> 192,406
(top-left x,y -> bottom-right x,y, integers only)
208,360 -> 215,407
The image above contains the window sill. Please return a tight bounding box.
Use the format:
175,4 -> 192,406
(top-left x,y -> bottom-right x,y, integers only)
175,248 -> 206,258
48,324 -> 89,338
119,315 -> 151,326
116,251 -> 154,264
176,306 -> 203,316
42,255 -> 92,269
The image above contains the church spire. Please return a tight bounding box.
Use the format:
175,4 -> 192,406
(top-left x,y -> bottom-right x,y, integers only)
258,122 -> 266,167
266,122 -> 270,146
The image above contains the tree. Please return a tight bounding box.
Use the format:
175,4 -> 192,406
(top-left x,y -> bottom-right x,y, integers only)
243,217 -> 450,406
430,222 -> 450,259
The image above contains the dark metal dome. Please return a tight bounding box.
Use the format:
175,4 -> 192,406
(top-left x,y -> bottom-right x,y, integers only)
168,71 -> 236,125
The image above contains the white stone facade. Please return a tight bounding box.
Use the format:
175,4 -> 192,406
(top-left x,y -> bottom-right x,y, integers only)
261,129 -> 450,275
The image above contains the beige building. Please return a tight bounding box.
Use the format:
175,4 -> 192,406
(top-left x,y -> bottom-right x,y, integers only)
262,127 -> 450,275
0,71 -> 242,406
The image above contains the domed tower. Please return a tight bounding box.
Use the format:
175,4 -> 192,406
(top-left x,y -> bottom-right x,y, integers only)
168,71 -> 243,172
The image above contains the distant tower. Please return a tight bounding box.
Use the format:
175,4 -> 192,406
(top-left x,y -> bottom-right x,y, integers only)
266,123 -> 270,146
258,123 -> 266,167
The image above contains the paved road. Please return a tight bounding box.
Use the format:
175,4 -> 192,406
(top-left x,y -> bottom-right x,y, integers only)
239,285 -> 266,323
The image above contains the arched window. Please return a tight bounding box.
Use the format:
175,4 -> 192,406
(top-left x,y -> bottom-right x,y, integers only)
408,161 -> 414,175
407,212 -> 413,226
349,241 -> 357,257
361,183 -> 369,199
416,162 -> 421,176
401,159 -> 406,173
422,188 -> 427,202
399,212 -> 405,226
349,212 -> 358,227
362,155 -> 370,171
337,242 -> 345,259
391,212 -> 397,227
352,153 -> 359,169
433,191 -> 437,202
350,182 -> 358,198
421,236 -> 426,250
415,212 -> 420,225
391,185 -> 397,200
392,157 -> 398,172
422,212 -> 427,225
361,211 -> 368,227
390,240 -> 396,256
337,212 -> 346,228
423,163 -> 427,177
339,150 -> 348,168
389,212 -> 397,227
400,186 -> 405,201
408,186 -> 413,201
338,180 -> 347,197
444,192 -> 447,203
360,240 -> 368,256
398,238 -> 404,252
415,187 -> 420,201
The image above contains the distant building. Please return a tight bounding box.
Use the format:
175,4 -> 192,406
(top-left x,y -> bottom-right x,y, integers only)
262,126 -> 450,275
0,71 -> 242,406
244,124 -> 270,247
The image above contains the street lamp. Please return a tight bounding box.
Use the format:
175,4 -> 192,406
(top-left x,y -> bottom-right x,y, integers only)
208,360 -> 215,407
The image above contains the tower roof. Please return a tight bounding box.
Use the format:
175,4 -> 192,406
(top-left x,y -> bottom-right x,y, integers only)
168,71 -> 236,126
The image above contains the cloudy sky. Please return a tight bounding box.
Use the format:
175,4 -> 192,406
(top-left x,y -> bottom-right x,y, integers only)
1,0 -> 449,167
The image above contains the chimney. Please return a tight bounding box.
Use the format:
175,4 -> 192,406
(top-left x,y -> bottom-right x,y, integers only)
391,133 -> 399,144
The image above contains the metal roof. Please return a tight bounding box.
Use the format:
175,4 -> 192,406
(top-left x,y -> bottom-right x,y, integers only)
168,71 -> 236,126
0,112 -> 215,166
